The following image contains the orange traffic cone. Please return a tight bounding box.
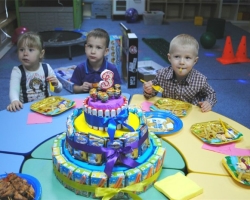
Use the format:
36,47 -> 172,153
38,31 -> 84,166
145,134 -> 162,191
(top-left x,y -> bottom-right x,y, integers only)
235,35 -> 250,63
216,36 -> 237,65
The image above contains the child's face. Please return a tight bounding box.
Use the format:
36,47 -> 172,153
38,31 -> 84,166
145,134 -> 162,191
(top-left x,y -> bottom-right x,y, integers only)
168,44 -> 198,80
18,40 -> 44,70
85,36 -> 109,67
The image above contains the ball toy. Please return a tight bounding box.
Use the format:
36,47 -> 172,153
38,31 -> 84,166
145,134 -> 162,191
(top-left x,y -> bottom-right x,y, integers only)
12,27 -> 29,44
200,32 -> 216,49
125,8 -> 138,23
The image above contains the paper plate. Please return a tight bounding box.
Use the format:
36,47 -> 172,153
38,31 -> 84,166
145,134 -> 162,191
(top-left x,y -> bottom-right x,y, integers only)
190,120 -> 243,145
144,111 -> 183,135
151,98 -> 192,117
0,173 -> 42,200
222,156 -> 250,186
30,96 -> 75,115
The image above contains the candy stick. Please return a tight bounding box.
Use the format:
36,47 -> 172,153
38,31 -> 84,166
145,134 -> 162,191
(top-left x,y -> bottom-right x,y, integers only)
92,108 -> 98,130
114,176 -> 123,188
87,106 -> 93,128
98,109 -> 104,131
98,177 -> 106,187
116,107 -> 121,129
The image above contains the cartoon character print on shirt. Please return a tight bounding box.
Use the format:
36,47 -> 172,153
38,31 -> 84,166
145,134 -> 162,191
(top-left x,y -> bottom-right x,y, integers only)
26,77 -> 45,102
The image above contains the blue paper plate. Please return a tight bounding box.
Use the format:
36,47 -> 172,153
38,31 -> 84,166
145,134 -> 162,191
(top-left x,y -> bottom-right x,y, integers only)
144,111 -> 183,135
0,173 -> 42,200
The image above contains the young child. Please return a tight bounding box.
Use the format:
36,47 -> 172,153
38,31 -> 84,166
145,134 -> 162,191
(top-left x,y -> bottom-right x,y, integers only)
70,28 -> 122,93
143,34 -> 217,112
7,32 -> 62,112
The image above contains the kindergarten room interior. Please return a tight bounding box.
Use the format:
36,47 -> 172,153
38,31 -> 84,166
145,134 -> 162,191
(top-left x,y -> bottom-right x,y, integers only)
1,1 -> 250,199
0,0 -> 250,131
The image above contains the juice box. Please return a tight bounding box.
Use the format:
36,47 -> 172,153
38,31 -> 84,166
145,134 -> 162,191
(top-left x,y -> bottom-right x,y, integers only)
91,171 -> 107,198
73,168 -> 92,197
60,162 -> 78,180
137,162 -> 154,191
154,147 -> 166,168
53,155 -> 67,171
125,168 -> 141,194
147,154 -> 161,173
73,132 -> 89,161
122,132 -> 139,159
88,134 -> 106,165
139,124 -> 150,155
109,171 -> 126,199
52,147 -> 62,156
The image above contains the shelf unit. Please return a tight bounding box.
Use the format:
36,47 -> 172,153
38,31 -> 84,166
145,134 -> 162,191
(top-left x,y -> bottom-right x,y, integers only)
146,0 -> 220,21
146,0 -> 250,24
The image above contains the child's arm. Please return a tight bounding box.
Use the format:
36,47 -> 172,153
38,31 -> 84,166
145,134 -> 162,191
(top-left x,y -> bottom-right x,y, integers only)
73,82 -> 92,93
198,101 -> 212,112
7,67 -> 23,112
47,66 -> 63,93
143,81 -> 156,99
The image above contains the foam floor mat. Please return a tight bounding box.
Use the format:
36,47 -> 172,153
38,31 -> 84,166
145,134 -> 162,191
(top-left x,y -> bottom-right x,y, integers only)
142,38 -> 170,63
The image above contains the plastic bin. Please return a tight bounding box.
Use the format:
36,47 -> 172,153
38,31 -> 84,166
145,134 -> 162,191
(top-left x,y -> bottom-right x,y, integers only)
143,11 -> 164,25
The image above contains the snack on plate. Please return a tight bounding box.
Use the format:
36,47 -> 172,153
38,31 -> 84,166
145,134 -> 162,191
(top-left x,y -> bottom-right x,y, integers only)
0,173 -> 35,200
222,156 -> 250,186
191,120 -> 243,144
30,96 -> 75,115
151,98 -> 192,117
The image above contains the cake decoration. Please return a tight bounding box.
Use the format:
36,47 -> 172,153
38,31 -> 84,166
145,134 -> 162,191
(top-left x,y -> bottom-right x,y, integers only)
52,71 -> 165,199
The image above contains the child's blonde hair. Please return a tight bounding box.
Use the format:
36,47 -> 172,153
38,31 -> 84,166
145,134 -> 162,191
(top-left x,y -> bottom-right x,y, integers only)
17,32 -> 44,52
169,34 -> 199,56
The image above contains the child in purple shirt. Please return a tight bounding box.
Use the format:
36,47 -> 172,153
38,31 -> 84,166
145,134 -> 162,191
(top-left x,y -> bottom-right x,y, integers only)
71,28 -> 122,93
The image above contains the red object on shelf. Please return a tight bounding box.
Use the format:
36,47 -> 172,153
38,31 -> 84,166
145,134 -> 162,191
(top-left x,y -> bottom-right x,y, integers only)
235,35 -> 250,63
216,36 -> 237,65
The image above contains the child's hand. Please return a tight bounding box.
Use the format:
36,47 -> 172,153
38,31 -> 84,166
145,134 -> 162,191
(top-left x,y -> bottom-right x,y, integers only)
81,82 -> 92,92
7,100 -> 23,112
143,81 -> 153,94
198,101 -> 212,112
46,76 -> 59,86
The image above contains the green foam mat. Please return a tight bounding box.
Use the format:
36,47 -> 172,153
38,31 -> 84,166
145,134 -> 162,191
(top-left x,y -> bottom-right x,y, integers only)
142,38 -> 170,63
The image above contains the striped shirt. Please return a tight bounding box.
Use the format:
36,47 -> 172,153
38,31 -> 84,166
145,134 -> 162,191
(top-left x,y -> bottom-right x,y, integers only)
144,66 -> 217,107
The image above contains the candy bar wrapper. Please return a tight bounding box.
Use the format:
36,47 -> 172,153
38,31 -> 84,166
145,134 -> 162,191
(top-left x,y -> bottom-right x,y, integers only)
154,147 -> 166,168
52,147 -> 62,156
73,168 -> 92,197
139,124 -> 150,155
122,131 -> 139,159
73,132 -> 89,161
109,171 -> 126,199
91,171 -> 108,198
60,162 -> 78,180
147,154 -> 161,173
137,162 -> 154,192
125,168 -> 141,194
53,155 -> 67,172
88,134 -> 106,165
106,139 -> 123,163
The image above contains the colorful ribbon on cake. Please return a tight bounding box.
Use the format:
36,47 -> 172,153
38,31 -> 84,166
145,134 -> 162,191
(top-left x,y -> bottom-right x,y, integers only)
66,132 -> 148,177
84,108 -> 134,142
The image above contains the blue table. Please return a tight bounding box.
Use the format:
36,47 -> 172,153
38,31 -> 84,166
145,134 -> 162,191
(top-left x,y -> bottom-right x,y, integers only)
0,93 -> 130,156
0,153 -> 24,174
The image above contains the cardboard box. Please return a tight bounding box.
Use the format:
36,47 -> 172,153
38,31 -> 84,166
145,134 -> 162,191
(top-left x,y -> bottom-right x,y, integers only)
143,11 -> 164,25
137,60 -> 163,82
106,35 -> 122,69
54,65 -> 76,93
121,32 -> 138,88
